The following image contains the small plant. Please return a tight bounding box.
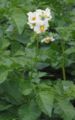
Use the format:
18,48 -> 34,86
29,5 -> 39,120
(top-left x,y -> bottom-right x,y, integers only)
0,0 -> 75,120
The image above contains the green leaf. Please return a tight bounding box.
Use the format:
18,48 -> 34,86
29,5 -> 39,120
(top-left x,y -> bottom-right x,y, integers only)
3,77 -> 23,104
65,47 -> 75,55
0,112 -> 16,120
65,0 -> 75,4
37,90 -> 54,117
20,79 -> 33,95
0,39 -> 10,50
0,69 -> 9,84
58,100 -> 75,120
18,100 -> 41,120
0,101 -> 12,111
12,8 -> 27,34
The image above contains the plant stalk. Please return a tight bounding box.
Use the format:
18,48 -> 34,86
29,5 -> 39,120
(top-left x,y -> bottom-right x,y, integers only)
61,40 -> 66,80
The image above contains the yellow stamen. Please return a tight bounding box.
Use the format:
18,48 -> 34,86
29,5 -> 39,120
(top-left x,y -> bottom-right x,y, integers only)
32,17 -> 36,21
40,25 -> 45,32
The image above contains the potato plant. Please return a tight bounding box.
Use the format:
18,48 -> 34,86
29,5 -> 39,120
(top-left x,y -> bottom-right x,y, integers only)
0,0 -> 75,120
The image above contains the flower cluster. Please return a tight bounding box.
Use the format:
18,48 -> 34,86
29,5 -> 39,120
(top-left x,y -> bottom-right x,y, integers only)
27,8 -> 52,34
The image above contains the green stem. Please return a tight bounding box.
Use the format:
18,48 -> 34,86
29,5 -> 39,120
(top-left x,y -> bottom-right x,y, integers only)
34,34 -> 39,61
36,35 -> 39,55
61,40 -> 66,80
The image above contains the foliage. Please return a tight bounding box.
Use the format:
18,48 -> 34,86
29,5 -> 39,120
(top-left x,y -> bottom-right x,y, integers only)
0,0 -> 75,120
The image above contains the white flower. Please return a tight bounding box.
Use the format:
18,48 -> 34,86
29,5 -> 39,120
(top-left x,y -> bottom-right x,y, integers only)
34,21 -> 49,34
41,36 -> 55,44
27,12 -> 38,24
45,8 -> 52,20
36,8 -> 52,22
